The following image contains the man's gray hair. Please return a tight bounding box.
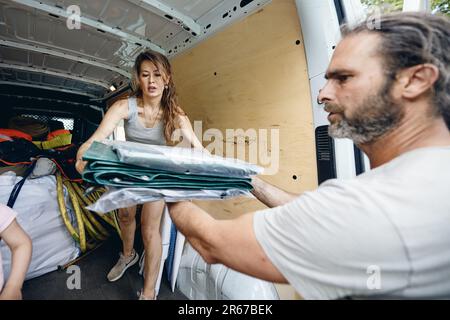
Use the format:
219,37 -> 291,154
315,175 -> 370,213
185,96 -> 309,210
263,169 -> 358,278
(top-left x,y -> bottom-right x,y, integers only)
342,12 -> 450,129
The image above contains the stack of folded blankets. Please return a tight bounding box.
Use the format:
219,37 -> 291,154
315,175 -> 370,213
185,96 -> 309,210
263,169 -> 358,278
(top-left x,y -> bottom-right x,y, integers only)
83,141 -> 263,212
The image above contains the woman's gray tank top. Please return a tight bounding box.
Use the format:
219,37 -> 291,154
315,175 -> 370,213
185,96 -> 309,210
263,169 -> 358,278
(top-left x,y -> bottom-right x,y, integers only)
124,97 -> 166,145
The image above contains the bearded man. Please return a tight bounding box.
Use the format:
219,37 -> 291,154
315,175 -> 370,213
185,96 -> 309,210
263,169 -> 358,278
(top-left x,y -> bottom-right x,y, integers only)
167,12 -> 450,299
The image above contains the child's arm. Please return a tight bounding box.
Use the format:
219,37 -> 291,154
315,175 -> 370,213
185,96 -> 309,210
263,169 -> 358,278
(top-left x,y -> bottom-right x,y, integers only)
0,219 -> 32,300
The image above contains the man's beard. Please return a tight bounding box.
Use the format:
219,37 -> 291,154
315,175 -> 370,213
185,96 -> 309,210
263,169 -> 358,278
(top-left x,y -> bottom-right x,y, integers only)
325,78 -> 404,145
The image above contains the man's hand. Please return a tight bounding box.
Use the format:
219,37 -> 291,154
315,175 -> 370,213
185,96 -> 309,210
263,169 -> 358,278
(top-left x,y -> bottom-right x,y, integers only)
0,284 -> 22,300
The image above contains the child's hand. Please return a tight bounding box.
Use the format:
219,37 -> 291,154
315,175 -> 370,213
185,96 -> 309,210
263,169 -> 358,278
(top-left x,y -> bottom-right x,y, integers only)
0,285 -> 22,300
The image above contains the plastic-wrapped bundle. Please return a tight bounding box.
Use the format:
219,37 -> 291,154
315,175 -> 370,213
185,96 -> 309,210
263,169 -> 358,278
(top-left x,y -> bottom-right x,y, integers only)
106,140 -> 263,178
82,141 -> 262,190
87,187 -> 253,213
82,141 -> 262,212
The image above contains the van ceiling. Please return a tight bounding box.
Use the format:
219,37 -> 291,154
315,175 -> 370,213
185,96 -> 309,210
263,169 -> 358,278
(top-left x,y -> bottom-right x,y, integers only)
0,0 -> 270,101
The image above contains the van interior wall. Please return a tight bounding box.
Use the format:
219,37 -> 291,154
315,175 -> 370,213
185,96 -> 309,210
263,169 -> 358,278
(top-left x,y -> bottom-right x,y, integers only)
171,0 -> 317,299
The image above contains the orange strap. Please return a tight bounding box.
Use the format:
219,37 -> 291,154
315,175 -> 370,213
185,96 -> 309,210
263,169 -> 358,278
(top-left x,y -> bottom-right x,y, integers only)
0,158 -> 32,166
0,129 -> 32,141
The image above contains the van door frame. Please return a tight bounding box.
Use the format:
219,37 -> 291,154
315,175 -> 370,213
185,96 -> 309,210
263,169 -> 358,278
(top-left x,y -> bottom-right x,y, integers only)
295,0 -> 371,182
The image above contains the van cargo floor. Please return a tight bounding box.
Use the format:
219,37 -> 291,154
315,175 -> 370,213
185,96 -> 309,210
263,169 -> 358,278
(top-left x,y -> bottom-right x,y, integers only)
21,232 -> 188,300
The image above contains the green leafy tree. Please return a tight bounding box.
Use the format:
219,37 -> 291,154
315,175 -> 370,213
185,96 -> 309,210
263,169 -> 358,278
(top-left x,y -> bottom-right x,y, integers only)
361,0 -> 403,13
361,0 -> 450,15
431,0 -> 450,15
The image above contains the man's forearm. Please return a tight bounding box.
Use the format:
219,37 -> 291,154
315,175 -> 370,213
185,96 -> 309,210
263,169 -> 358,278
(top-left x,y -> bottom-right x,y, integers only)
251,176 -> 299,208
168,202 -> 218,264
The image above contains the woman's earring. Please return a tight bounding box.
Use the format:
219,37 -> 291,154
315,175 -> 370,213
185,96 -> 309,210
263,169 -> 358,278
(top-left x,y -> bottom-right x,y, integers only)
164,85 -> 168,89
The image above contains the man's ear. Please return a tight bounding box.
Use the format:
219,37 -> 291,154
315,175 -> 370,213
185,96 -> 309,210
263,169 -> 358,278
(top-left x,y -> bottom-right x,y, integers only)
399,64 -> 440,99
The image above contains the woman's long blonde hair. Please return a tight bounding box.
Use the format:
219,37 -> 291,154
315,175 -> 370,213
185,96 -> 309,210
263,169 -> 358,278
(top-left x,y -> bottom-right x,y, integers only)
131,50 -> 185,144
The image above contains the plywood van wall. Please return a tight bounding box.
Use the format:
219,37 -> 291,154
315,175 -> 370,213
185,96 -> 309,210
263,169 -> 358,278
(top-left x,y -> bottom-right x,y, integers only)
172,0 -> 318,219
171,0 -> 316,301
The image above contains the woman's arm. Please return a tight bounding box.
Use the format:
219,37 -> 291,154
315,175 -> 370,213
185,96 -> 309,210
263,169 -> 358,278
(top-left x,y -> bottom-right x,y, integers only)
176,114 -> 205,150
0,220 -> 32,300
75,99 -> 129,174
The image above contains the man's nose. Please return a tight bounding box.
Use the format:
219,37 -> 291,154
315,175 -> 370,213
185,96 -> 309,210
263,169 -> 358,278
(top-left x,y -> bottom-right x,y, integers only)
317,82 -> 333,105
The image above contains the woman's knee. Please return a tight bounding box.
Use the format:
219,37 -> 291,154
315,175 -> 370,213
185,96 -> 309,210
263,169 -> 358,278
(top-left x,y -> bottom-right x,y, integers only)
118,207 -> 136,225
142,233 -> 161,248
141,202 -> 164,225
142,224 -> 161,245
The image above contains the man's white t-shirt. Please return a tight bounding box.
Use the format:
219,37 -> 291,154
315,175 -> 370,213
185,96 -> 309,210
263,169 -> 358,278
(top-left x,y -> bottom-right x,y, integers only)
253,146 -> 450,299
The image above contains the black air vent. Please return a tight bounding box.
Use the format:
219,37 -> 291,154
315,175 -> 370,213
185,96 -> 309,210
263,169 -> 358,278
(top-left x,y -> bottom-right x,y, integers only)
315,125 -> 336,184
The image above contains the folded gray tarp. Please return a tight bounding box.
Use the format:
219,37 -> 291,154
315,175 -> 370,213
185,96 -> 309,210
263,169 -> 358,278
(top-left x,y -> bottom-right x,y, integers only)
83,141 -> 262,211
82,141 -> 262,190
110,140 -> 263,178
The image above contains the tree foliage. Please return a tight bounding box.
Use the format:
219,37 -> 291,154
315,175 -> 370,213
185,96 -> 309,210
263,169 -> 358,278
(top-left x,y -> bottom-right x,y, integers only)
360,0 -> 450,16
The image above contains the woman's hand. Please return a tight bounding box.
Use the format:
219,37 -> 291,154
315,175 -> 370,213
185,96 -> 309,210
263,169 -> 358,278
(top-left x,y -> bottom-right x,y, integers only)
75,159 -> 88,175
75,99 -> 128,175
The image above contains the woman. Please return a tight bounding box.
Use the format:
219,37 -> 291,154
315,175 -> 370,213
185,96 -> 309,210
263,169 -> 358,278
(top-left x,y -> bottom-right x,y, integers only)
75,50 -> 203,300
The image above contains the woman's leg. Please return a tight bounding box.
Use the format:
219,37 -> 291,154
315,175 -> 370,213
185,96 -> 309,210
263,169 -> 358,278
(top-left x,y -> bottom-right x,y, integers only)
107,206 -> 138,282
118,206 -> 137,256
140,200 -> 165,299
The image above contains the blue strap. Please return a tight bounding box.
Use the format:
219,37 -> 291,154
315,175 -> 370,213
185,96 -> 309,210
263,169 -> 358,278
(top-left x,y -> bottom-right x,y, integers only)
7,160 -> 37,208
165,222 -> 178,284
